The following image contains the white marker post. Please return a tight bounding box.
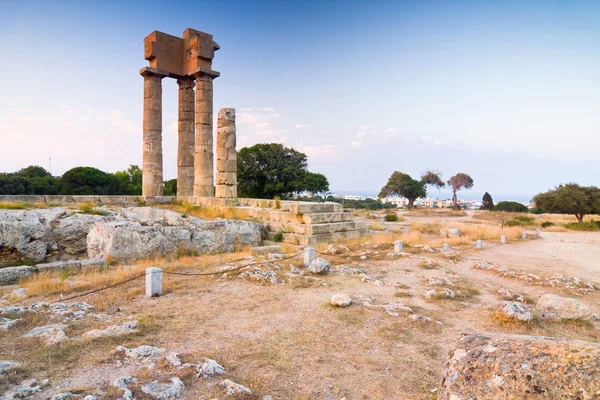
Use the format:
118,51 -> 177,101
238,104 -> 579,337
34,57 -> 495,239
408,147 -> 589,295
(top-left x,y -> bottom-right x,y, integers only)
442,243 -> 450,252
394,240 -> 403,253
536,228 -> 541,237
304,247 -> 315,267
522,232 -> 527,240
146,267 -> 162,297
501,235 -> 507,244
475,240 -> 483,249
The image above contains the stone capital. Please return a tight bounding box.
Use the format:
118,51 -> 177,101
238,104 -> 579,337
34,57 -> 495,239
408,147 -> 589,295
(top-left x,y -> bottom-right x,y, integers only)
176,78 -> 195,89
140,67 -> 167,79
193,69 -> 220,80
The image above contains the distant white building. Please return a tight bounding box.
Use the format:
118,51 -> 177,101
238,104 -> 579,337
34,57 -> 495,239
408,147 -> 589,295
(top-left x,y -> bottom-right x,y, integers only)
380,197 -> 409,207
422,198 -> 437,208
343,195 -> 365,201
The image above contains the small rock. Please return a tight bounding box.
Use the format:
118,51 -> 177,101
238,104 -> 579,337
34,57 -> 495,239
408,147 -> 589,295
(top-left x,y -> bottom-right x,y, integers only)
425,289 -> 455,300
196,358 -> 225,379
141,377 -> 185,399
51,392 -> 78,400
111,376 -> 136,400
2,378 -> 49,399
409,314 -> 434,322
330,293 -> 352,307
22,323 -> 68,345
165,352 -> 182,368
239,269 -> 283,284
116,345 -> 165,359
496,301 -> 533,322
0,317 -> 21,330
308,258 -> 330,274
0,266 -> 35,286
82,320 -> 138,339
535,294 -> 591,321
0,360 -> 21,375
219,379 -> 252,396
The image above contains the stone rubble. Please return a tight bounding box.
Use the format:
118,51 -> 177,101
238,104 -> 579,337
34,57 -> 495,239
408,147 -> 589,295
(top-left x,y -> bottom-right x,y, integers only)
22,323 -> 69,345
219,379 -> 252,396
196,358 -> 225,379
0,361 -> 21,376
535,293 -> 592,321
330,293 -> 352,307
0,378 -> 49,400
141,377 -> 185,399
308,258 -> 330,274
82,320 -> 138,339
238,269 -> 283,284
425,289 -> 456,300
496,301 -> 533,322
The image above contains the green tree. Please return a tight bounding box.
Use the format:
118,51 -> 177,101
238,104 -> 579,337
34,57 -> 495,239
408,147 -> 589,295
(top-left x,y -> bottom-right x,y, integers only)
164,179 -> 177,196
110,165 -> 143,195
493,201 -> 528,213
238,143 -> 326,198
533,183 -> 600,223
302,172 -> 329,195
480,192 -> 494,211
15,165 -> 52,178
379,172 -> 426,209
447,173 -> 474,209
0,175 -> 34,195
59,167 -> 113,195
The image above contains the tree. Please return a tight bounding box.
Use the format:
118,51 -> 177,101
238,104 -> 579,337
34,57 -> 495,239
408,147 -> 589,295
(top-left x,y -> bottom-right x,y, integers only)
164,179 -> 177,196
533,183 -> 600,223
15,165 -> 52,178
480,192 -> 494,211
237,143 -> 327,199
302,172 -> 329,195
59,167 -> 113,195
0,175 -> 34,195
447,173 -> 474,209
420,170 -> 445,190
493,201 -> 527,213
379,172 -> 426,209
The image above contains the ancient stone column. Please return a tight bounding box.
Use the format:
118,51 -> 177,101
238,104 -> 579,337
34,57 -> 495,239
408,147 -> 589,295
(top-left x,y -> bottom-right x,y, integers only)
216,108 -> 237,198
141,68 -> 165,197
177,79 -> 195,197
193,74 -> 215,197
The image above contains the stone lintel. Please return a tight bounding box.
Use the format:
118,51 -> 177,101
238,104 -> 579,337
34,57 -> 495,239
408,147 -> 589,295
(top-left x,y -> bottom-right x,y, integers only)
140,66 -> 168,78
193,69 -> 220,80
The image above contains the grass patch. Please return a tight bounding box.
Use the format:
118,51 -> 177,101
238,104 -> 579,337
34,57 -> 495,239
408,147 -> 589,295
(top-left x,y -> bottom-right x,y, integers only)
78,203 -> 109,216
384,213 -> 399,222
394,291 -> 412,298
563,221 -> 600,231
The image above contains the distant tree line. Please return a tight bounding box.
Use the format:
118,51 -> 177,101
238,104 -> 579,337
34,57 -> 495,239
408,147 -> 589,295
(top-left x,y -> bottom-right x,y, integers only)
299,195 -> 395,210
0,165 -> 143,195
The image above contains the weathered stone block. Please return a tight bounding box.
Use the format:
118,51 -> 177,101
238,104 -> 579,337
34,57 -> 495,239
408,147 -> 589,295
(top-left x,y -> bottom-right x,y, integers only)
215,185 -> 236,199
216,159 -> 237,171
438,333 -> 600,400
0,266 -> 35,286
216,172 -> 236,185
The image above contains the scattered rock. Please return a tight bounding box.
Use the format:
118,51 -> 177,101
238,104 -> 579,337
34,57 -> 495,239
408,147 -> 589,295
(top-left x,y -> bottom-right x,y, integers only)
0,318 -> 21,330
82,320 -> 138,339
116,345 -> 165,359
196,358 -> 225,379
308,258 -> 330,274
239,269 -> 283,284
111,376 -> 136,400
219,379 -> 252,396
0,361 -> 21,376
425,289 -> 455,300
330,293 -> 352,307
1,378 -> 49,399
440,228 -> 461,238
496,301 -> 533,322
409,314 -> 434,323
141,377 -> 185,399
251,245 -> 282,255
22,323 -> 68,345
535,294 -> 591,321
51,392 -> 78,400
438,332 -> 600,400
364,302 -> 413,317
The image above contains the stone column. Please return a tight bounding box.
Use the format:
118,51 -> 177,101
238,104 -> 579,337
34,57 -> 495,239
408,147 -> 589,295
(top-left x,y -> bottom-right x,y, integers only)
141,68 -> 165,197
216,108 -> 237,198
193,74 -> 215,197
177,79 -> 195,197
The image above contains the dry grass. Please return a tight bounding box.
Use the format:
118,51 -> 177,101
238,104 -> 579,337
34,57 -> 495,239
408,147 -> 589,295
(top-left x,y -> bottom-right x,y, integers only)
405,208 -> 467,217
158,201 -> 254,221
0,202 -> 50,210
489,314 -> 600,343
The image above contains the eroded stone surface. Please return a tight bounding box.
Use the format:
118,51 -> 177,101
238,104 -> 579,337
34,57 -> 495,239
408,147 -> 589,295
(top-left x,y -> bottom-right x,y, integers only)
330,293 -> 352,307
496,301 -> 533,322
535,294 -> 592,321
438,333 -> 600,400
308,258 -> 330,274
141,377 -> 184,399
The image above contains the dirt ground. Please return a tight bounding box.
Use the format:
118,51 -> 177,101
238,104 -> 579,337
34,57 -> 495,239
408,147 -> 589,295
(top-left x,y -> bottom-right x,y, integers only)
1,212 -> 599,400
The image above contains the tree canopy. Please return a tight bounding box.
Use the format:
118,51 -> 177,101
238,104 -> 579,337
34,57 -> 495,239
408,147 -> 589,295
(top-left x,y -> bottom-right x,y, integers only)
237,143 -> 329,199
447,173 -> 474,209
533,183 -> 600,223
493,201 -> 528,213
379,170 -> 443,209
480,192 -> 494,211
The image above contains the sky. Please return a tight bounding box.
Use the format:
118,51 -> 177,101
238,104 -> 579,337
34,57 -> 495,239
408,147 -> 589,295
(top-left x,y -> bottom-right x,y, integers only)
1,0 -> 599,202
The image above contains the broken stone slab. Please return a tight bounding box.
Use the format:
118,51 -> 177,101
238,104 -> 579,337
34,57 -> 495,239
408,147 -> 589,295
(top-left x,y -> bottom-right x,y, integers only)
35,259 -> 82,272
238,269 -> 283,284
111,376 -> 137,400
535,293 -> 592,321
0,265 -> 35,286
82,320 -> 138,339
495,301 -> 533,322
251,245 -> 282,255
141,377 -> 185,399
437,332 -> 600,400
330,293 -> 352,307
308,258 -> 330,274
51,392 -> 79,400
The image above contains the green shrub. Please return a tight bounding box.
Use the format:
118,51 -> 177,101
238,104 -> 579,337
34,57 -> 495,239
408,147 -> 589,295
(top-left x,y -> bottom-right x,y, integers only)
493,201 -> 528,213
272,231 -> 284,242
563,221 -> 600,231
541,221 -> 554,228
504,216 -> 535,227
529,207 -> 542,214
384,213 -> 399,222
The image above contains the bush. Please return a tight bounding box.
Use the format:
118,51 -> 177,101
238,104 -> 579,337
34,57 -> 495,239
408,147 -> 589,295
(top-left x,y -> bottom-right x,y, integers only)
384,213 -> 399,222
529,207 -> 542,214
504,215 -> 535,227
563,221 -> 600,231
541,221 -> 555,228
272,231 -> 284,242
494,201 -> 528,213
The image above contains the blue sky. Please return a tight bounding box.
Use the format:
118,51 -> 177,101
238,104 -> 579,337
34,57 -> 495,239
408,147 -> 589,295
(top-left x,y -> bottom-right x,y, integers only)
1,0 -> 599,201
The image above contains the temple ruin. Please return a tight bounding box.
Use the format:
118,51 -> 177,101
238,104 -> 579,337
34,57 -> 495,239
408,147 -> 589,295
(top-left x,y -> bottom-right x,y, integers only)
140,28 -> 236,198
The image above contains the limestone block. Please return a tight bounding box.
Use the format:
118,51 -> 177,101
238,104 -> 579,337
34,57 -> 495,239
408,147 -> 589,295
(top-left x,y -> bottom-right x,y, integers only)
438,333 -> 600,400
216,172 -> 236,185
303,247 -> 315,267
215,185 -> 236,198
216,159 -> 237,171
146,267 -> 162,297
0,266 -> 35,286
